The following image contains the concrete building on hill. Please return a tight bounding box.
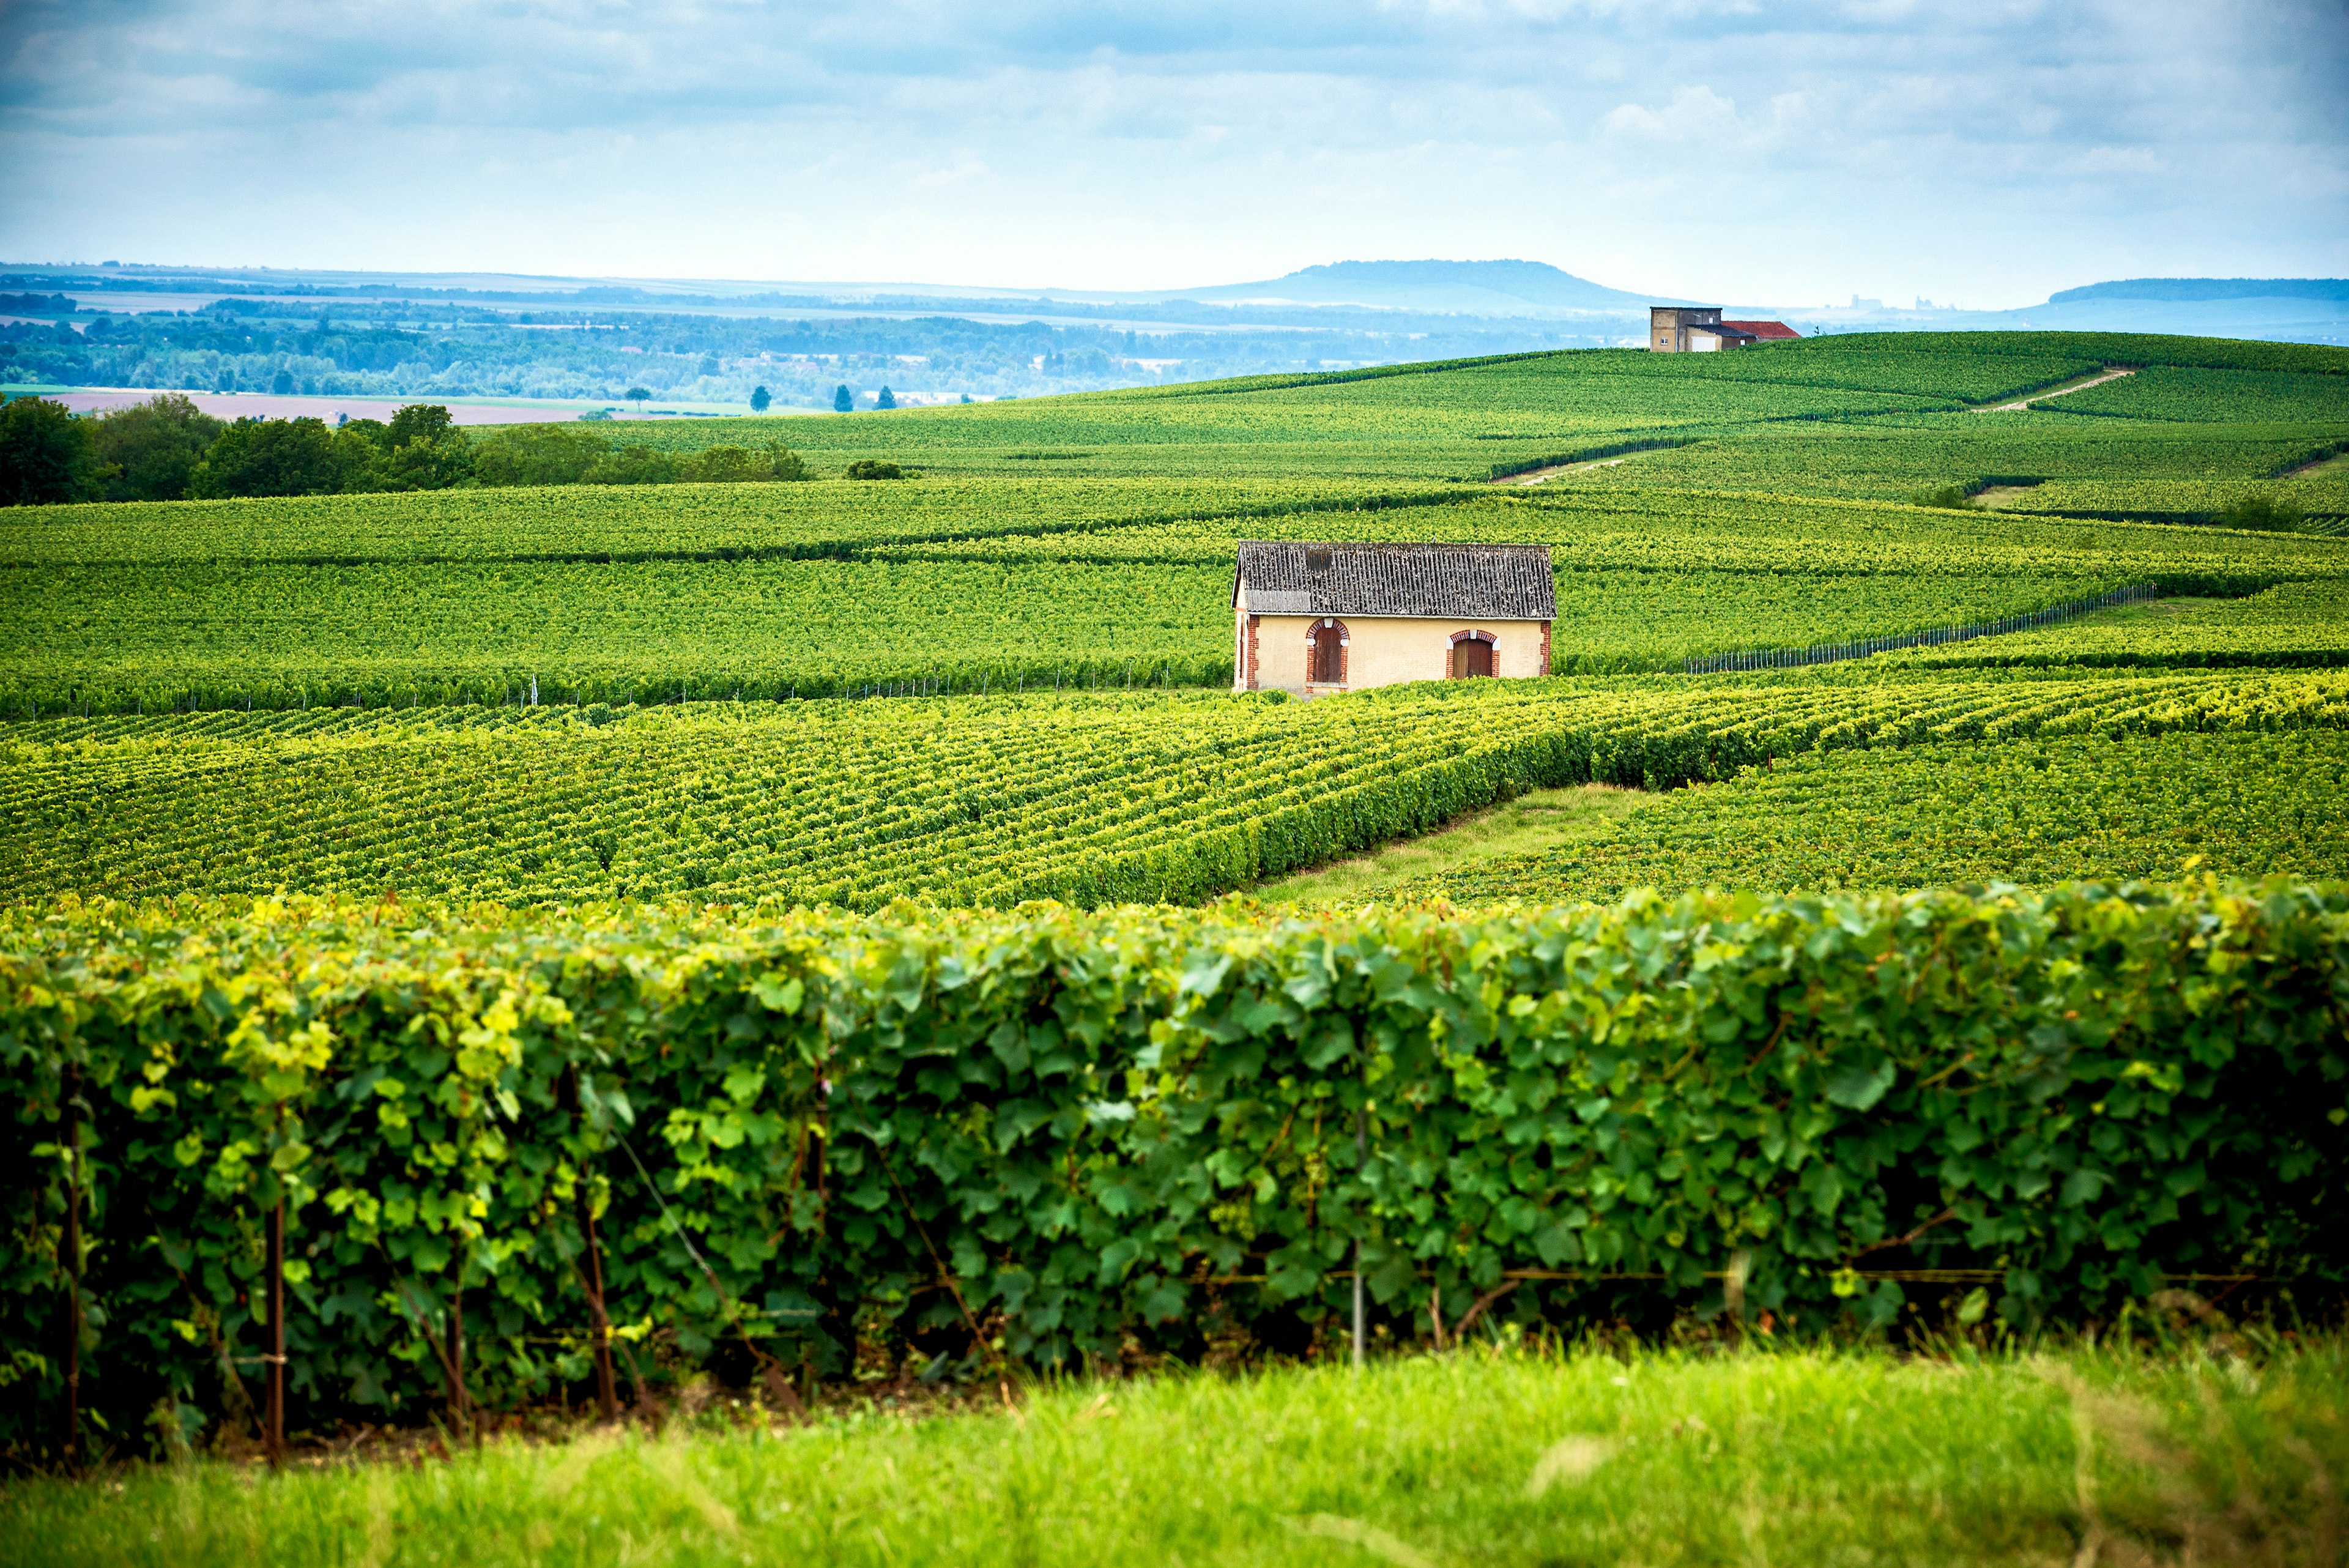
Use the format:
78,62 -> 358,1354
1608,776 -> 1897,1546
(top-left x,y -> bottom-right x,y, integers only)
1650,305 -> 1800,351
1231,541 -> 1555,695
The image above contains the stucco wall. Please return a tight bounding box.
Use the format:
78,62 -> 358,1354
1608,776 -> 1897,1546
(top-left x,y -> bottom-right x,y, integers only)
1234,613 -> 1550,693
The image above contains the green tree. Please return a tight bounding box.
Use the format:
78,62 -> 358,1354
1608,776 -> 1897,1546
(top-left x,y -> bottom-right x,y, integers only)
876,385 -> 897,410
749,385 -> 771,413
187,417 -> 343,498
625,387 -> 653,407
269,368 -> 295,395
352,404 -> 474,491
0,396 -> 102,507
327,425 -> 389,491
379,433 -> 474,491
842,458 -> 906,480
386,404 -> 458,448
93,393 -> 225,502
834,384 -> 853,412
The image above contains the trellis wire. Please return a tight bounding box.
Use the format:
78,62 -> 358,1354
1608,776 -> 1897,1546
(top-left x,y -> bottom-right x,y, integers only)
1683,584 -> 2156,675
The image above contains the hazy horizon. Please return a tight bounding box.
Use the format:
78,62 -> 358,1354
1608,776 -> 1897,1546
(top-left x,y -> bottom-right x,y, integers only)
4,2 -> 2346,311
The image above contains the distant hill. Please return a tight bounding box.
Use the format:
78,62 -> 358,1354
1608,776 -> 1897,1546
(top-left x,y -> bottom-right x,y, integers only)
2050,278 -> 2349,305
1168,259 -> 1655,315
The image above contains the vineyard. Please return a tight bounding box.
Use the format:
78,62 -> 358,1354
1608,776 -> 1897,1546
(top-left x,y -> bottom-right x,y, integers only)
3,330 -> 2347,1476
8,479 -> 2348,717
1396,727 -> 2349,904
6,667 -> 2343,908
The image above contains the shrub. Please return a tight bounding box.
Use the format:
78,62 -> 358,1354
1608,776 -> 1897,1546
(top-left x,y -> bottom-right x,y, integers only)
844,459 -> 907,480
2215,494 -> 2304,532
472,424 -> 614,487
1910,483 -> 1979,510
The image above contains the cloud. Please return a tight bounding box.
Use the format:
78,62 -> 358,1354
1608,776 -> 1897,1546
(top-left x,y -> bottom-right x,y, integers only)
1601,86 -> 1742,145
1,0 -> 2343,302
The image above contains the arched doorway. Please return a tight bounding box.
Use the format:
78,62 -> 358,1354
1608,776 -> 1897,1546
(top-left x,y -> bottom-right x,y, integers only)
1450,631 -> 1496,678
1308,618 -> 1348,685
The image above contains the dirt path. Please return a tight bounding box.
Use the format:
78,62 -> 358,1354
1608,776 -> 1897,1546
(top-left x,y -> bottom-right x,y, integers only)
2280,450 -> 2348,479
1975,366 -> 2134,413
1970,485 -> 2039,510
1498,453 -> 1642,486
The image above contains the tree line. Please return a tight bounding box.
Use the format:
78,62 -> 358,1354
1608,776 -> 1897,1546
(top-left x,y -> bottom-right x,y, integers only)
0,396 -> 813,506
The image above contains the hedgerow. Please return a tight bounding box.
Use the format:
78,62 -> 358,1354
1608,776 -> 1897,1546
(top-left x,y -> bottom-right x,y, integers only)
5,884 -> 2343,1464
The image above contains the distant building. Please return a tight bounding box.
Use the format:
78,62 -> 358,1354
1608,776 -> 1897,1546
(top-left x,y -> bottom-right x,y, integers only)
1650,306 -> 1800,352
1231,541 -> 1555,695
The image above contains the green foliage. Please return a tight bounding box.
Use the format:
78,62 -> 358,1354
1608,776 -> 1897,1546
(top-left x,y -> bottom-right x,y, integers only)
834,384 -> 853,412
876,387 -> 897,411
91,394 -> 225,502
0,397 -> 102,507
2,882 -> 2342,1458
844,459 -> 906,480
750,385 -> 771,413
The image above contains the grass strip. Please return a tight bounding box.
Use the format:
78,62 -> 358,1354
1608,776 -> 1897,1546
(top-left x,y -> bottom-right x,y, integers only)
5,1340 -> 2342,1567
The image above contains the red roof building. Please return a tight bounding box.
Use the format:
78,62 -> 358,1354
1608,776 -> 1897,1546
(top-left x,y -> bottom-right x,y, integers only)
1720,319 -> 1801,341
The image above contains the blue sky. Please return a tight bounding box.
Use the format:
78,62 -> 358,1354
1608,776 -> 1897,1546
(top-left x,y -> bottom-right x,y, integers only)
2,1 -> 2344,307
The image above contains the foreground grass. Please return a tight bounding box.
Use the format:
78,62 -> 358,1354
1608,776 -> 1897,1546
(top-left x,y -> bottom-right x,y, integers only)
9,1341 -> 2345,1567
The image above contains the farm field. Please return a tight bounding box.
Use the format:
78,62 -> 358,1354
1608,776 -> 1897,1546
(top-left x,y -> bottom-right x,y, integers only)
8,1343 -> 2343,1568
4,330 -> 2347,1488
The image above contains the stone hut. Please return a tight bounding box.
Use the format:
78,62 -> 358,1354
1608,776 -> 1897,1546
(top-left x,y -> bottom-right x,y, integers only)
1650,305 -> 1800,351
1231,541 -> 1556,695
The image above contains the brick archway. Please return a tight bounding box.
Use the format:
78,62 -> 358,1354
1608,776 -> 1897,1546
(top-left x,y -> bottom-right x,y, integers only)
1448,628 -> 1497,679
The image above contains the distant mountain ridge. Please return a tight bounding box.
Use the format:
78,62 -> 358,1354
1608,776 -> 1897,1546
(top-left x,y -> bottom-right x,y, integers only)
1170,259 -> 1655,314
7,259 -> 2343,346
2049,277 -> 2349,305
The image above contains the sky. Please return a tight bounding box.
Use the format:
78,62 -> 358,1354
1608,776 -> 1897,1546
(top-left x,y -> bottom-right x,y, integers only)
2,1 -> 2345,309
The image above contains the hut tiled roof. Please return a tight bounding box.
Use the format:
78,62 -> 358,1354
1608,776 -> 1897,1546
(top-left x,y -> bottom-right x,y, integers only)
1232,541 -> 1555,620
1721,319 -> 1800,340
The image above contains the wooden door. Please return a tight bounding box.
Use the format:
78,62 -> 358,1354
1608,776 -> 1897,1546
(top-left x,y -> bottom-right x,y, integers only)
1310,626 -> 1342,684
1453,640 -> 1493,678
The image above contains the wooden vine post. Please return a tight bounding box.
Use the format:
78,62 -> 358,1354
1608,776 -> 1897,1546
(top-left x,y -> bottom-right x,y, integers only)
1352,1105 -> 1367,1370
265,1195 -> 286,1467
446,1244 -> 469,1442
576,1186 -> 620,1421
59,1066 -> 82,1473
560,1068 -> 621,1421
